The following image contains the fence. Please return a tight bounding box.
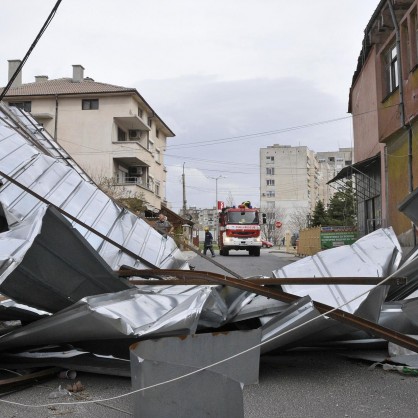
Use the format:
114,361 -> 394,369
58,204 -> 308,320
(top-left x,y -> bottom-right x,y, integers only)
297,227 -> 321,256
297,226 -> 358,256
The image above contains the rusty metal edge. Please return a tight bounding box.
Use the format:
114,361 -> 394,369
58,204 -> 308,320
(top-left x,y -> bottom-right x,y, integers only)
122,268 -> 418,352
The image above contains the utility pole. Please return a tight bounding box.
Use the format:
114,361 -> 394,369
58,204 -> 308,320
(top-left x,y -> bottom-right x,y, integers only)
182,162 -> 187,215
208,175 -> 226,242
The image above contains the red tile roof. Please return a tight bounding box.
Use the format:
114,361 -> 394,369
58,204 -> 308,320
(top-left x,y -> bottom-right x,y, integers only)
1,78 -> 135,96
1,78 -> 175,136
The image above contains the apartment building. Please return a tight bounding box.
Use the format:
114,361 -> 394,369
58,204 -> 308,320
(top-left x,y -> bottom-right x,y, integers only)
347,0 -> 418,244
2,61 -> 174,211
317,148 -> 353,205
260,145 -> 354,233
260,145 -> 319,232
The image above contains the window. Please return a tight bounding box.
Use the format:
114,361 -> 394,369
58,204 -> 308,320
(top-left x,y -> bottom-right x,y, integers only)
266,179 -> 275,186
266,191 -> 275,197
266,155 -> 275,162
148,138 -> 154,152
116,165 -> 128,183
155,182 -> 160,197
117,127 -> 126,141
9,101 -> 31,112
345,160 -> 352,165
328,157 -> 335,162
156,129 -> 160,138
227,212 -> 259,224
267,201 -> 275,209
82,99 -> 99,110
384,44 -> 399,95
155,148 -> 161,163
148,117 -> 152,127
138,108 -> 143,118
266,167 -> 275,175
147,176 -> 154,191
128,129 -> 141,140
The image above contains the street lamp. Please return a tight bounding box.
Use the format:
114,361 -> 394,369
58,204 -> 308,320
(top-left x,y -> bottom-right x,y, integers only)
207,175 -> 226,242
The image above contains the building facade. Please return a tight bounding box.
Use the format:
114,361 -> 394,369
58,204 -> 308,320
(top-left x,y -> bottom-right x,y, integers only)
3,61 -> 174,211
260,145 -> 318,233
348,0 -> 418,245
317,148 -> 353,206
260,145 -> 353,234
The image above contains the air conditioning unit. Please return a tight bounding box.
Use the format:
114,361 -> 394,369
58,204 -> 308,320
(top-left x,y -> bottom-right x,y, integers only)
129,166 -> 143,176
129,129 -> 141,139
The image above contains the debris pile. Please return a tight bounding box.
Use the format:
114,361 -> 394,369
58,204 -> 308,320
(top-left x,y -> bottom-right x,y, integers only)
1,104 -> 418,416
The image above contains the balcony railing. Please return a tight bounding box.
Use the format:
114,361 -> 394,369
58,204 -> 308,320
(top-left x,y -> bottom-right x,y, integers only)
115,176 -> 154,192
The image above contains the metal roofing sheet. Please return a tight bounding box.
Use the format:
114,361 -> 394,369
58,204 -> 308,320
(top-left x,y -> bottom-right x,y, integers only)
0,205 -> 131,312
272,227 -> 402,320
0,103 -> 188,271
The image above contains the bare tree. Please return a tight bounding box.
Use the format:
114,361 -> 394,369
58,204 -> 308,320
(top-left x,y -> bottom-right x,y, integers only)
226,191 -> 235,207
287,207 -> 310,233
260,205 -> 287,245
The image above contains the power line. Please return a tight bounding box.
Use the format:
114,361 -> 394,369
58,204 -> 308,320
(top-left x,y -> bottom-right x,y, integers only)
164,107 -> 393,151
0,0 -> 63,101
165,116 -> 353,150
165,153 -> 259,167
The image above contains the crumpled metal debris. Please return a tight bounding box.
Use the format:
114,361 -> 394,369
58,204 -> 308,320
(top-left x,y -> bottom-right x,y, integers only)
0,204 -> 131,312
272,227 -> 402,322
0,287 -> 220,353
0,103 -> 188,271
1,102 -> 418,415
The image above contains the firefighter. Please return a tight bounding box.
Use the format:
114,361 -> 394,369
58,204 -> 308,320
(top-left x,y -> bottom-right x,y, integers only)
203,227 -> 215,257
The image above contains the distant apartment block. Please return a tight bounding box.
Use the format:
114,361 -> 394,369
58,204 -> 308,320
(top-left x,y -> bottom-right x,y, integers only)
2,61 -> 174,211
180,206 -> 217,229
317,148 -> 353,205
260,145 -> 353,231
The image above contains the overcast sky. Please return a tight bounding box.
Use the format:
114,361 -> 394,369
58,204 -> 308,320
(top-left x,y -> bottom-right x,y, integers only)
2,0 -> 378,211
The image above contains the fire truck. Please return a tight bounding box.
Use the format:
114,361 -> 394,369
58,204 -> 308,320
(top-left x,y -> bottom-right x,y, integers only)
218,202 -> 264,256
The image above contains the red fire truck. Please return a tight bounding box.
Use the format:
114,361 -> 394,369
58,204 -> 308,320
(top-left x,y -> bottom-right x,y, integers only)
218,203 -> 264,256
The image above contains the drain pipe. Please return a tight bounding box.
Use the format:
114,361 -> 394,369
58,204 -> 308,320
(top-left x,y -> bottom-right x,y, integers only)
387,0 -> 416,246
54,94 -> 59,140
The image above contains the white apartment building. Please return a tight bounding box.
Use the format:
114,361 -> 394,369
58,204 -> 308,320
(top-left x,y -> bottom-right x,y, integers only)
317,148 -> 353,206
260,145 -> 353,232
3,60 -> 174,211
180,206 -> 217,229
260,145 -> 318,232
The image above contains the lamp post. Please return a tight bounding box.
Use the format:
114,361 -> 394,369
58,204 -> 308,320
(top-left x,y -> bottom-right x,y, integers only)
208,175 -> 226,243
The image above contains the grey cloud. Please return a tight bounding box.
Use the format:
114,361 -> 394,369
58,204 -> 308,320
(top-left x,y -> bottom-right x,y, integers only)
135,75 -> 352,209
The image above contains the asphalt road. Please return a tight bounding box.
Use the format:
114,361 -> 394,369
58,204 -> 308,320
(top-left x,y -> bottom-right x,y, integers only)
1,248 -> 417,417
188,247 -> 298,278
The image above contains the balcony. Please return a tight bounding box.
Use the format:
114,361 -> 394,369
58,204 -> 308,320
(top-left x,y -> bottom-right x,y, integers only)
114,115 -> 150,132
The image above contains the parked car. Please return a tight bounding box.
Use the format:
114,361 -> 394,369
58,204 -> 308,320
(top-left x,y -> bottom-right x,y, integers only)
261,240 -> 273,248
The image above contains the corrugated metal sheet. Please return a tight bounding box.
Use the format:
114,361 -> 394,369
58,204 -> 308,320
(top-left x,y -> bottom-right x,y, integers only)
272,227 -> 402,321
0,103 -> 188,271
0,205 -> 131,312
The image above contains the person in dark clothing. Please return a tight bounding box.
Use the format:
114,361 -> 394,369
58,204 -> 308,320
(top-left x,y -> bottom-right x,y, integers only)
203,227 -> 215,257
